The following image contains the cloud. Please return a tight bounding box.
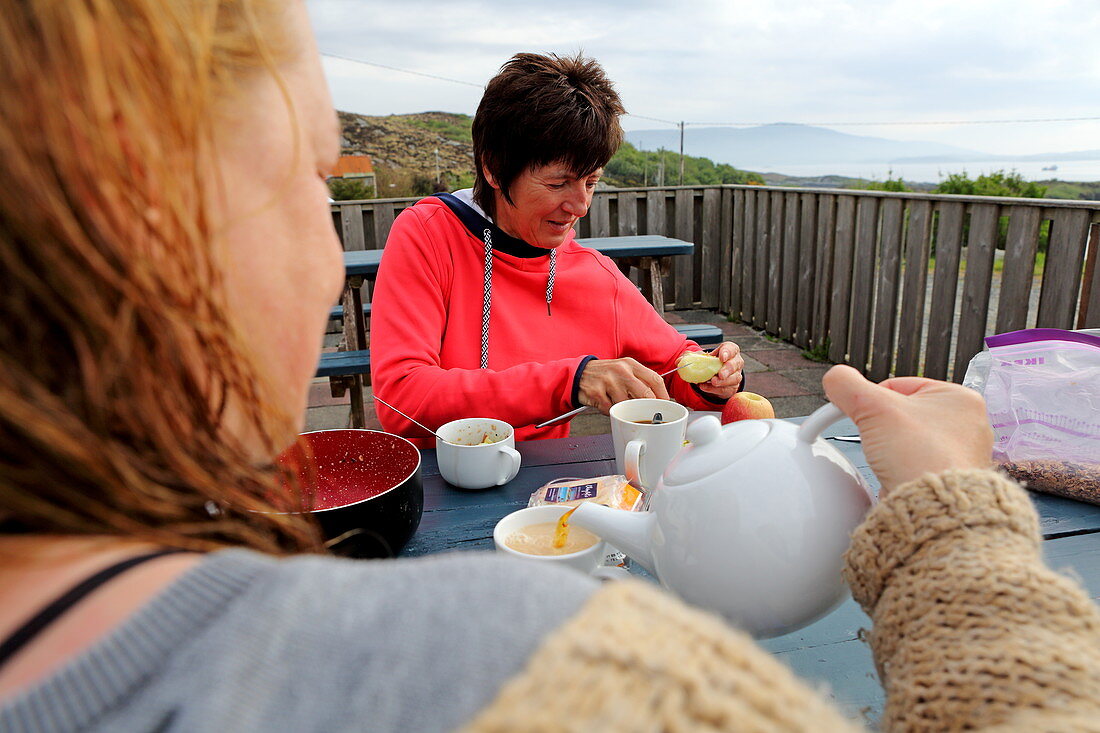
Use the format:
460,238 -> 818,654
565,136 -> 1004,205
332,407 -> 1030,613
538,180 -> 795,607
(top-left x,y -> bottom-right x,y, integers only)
308,0 -> 1100,154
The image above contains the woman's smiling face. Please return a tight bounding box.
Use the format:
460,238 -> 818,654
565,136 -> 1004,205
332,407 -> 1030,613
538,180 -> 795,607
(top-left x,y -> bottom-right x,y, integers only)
489,163 -> 602,249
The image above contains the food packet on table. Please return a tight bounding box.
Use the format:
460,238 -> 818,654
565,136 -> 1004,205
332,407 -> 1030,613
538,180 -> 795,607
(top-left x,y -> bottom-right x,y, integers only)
962,328 -> 1100,505
528,475 -> 644,512
529,475 -> 644,568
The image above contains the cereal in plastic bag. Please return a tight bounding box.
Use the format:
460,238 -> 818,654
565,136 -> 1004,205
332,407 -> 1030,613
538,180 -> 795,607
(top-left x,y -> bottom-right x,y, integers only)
528,475 -> 643,512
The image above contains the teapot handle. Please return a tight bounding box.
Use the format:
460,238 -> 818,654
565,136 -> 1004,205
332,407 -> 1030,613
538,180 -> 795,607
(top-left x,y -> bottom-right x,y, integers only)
796,402 -> 847,443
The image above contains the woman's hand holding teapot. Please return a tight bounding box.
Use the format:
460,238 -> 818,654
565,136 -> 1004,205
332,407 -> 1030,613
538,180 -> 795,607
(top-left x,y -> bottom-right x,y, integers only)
822,365 -> 994,498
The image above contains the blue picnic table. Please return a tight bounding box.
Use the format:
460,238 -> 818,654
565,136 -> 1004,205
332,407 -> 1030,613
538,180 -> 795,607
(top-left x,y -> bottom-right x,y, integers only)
342,234 -> 694,276
341,234 -> 691,314
401,416 -> 1100,727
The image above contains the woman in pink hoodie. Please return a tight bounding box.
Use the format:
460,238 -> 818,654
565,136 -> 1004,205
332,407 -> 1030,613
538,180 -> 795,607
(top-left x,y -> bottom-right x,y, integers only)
370,53 -> 746,445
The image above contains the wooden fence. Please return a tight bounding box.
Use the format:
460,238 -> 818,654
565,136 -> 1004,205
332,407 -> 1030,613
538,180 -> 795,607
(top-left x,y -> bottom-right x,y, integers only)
331,185 -> 1100,382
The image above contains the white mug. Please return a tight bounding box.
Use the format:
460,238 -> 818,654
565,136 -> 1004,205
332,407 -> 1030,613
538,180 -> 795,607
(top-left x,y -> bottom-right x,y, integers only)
436,418 -> 521,490
610,399 -> 688,490
494,505 -> 629,579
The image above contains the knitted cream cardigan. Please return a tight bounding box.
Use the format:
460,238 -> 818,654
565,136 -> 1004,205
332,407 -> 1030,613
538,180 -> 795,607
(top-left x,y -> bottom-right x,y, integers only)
465,470 -> 1100,732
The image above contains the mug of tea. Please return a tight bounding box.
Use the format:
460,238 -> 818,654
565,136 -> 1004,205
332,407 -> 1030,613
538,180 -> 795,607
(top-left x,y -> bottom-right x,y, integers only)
436,418 -> 522,490
610,399 -> 688,490
493,505 -> 628,579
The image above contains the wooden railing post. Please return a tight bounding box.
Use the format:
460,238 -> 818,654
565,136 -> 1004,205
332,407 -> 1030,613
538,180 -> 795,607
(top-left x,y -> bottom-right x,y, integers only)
1037,208 -> 1091,328
827,196 -> 856,364
700,188 -> 721,309
673,189 -> 695,309
1079,221 -> 1100,328
994,206 -> 1042,334
868,198 -> 904,382
894,200 -> 932,376
795,193 -> 817,348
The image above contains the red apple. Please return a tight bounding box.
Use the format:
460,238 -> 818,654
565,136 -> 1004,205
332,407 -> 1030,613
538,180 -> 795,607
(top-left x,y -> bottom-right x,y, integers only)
721,391 -> 775,424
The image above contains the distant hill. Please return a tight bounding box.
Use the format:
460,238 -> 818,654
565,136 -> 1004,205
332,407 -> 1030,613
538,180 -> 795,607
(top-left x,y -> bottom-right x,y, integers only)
334,111 -> 1095,199
627,123 -> 1100,173
626,124 -> 989,168
334,110 -> 766,191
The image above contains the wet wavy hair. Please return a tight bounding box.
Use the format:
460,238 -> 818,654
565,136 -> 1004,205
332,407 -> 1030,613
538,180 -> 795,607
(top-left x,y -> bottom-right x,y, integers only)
0,0 -> 322,554
472,52 -> 626,216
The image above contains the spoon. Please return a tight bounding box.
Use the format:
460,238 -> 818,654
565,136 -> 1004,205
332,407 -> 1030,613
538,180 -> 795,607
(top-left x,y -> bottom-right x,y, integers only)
534,366 -> 682,429
372,395 -> 443,441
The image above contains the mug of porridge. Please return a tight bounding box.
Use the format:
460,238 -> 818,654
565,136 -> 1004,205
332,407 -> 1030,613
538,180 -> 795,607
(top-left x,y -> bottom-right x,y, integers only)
436,417 -> 521,490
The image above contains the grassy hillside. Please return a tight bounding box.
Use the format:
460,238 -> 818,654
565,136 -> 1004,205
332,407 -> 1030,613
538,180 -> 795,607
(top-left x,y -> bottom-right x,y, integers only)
336,110 -> 764,196
336,110 -> 1100,199
603,142 -> 762,187
1038,179 -> 1100,200
337,111 -> 475,195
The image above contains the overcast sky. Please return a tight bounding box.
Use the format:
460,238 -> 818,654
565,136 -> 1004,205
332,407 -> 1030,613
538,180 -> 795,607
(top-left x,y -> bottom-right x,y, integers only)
309,0 -> 1100,156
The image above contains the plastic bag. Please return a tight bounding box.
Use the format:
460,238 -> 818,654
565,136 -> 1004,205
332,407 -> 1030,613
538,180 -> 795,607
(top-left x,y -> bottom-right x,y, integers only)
962,328 -> 1100,504
528,475 -> 643,512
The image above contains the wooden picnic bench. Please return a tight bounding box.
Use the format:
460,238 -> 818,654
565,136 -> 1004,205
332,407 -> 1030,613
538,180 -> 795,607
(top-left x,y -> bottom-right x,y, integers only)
321,236 -> 703,427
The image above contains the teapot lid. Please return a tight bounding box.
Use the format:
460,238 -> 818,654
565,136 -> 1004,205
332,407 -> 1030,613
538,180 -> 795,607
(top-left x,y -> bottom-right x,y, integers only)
661,415 -> 774,488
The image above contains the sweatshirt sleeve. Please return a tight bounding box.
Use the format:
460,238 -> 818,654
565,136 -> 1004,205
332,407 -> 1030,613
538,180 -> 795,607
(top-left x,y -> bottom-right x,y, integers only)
844,469 -> 1100,731
610,265 -> 727,411
369,209 -> 584,438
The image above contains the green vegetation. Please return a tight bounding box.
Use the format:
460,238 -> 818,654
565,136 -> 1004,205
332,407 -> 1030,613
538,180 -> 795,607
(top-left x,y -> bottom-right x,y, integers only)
934,170 -> 1047,198
405,114 -> 473,144
929,250 -> 1046,277
1040,179 -> 1100,200
448,170 -> 476,190
801,339 -> 831,363
863,175 -> 910,192
923,172 -> 1050,258
327,177 -> 374,200
603,142 -> 763,188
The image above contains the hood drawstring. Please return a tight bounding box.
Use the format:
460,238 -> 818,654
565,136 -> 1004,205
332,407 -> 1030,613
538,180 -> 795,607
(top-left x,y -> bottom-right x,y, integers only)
546,250 -> 556,316
479,229 -> 557,369
480,229 -> 493,369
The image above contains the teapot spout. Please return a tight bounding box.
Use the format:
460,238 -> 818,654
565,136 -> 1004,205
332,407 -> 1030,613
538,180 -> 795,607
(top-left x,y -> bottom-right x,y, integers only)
570,503 -> 657,575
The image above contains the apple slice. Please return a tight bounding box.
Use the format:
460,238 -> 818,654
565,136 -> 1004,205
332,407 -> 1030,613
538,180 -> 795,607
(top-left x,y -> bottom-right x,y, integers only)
676,351 -> 722,383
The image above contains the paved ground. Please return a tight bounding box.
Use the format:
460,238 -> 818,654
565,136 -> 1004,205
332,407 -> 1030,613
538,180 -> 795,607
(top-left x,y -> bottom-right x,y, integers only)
304,311 -> 830,435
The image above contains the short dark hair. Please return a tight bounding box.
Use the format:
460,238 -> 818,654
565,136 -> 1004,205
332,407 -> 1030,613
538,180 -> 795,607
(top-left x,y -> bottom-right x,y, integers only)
472,52 -> 625,216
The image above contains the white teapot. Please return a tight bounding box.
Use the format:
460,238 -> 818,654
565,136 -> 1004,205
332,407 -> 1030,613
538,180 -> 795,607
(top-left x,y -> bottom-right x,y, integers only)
571,403 -> 873,638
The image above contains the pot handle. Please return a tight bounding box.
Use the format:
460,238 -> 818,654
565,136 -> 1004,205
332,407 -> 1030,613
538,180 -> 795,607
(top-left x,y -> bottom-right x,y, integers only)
497,446 -> 521,485
797,402 -> 847,444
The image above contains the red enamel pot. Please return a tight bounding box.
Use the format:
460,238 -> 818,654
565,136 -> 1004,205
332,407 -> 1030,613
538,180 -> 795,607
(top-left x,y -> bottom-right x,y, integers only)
277,429 -> 423,558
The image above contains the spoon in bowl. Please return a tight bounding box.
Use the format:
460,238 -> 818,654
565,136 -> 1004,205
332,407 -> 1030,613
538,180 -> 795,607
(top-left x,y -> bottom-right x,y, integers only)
372,395 -> 443,441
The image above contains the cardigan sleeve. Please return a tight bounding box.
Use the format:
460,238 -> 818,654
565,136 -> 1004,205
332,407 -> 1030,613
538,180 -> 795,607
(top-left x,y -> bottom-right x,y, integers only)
844,469 -> 1100,731
462,580 -> 862,732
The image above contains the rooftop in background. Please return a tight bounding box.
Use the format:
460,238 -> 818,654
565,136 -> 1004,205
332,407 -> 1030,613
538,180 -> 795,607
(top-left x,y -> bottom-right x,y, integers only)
332,155 -> 375,177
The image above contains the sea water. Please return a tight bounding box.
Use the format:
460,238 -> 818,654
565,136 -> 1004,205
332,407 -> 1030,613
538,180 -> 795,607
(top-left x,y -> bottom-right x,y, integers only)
764,159 -> 1100,184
